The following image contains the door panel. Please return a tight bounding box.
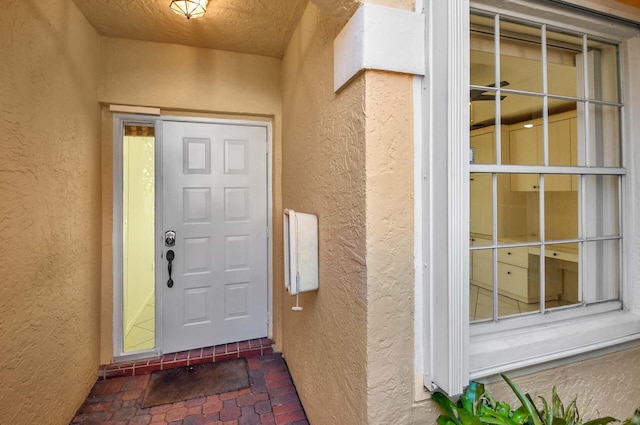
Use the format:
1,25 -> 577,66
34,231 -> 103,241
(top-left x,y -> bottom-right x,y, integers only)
162,121 -> 268,354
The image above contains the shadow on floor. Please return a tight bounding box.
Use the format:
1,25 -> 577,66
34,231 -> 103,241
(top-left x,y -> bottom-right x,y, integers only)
71,354 -> 309,425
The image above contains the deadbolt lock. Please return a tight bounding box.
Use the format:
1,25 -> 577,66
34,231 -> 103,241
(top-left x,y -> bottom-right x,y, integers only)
165,230 -> 176,247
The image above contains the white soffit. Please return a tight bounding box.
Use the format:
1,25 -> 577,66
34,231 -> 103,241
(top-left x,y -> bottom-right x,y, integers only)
333,3 -> 425,92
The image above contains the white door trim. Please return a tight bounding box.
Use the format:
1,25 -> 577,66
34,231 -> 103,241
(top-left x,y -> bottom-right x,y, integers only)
112,114 -> 273,361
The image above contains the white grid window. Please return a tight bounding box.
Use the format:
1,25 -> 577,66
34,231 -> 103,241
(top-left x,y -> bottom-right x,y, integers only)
468,12 -> 623,323
423,0 -> 640,396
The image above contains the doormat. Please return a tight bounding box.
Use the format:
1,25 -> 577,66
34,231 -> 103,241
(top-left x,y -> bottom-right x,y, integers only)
141,359 -> 250,408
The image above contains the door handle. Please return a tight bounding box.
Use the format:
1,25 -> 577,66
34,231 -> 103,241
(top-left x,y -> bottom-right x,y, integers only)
166,250 -> 175,288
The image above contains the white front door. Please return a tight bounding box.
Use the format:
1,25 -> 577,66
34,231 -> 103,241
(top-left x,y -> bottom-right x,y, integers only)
161,121 -> 268,354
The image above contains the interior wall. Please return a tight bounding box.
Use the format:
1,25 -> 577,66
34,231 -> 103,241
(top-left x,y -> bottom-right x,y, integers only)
98,38 -> 283,363
0,0 -> 102,424
281,4 -> 369,424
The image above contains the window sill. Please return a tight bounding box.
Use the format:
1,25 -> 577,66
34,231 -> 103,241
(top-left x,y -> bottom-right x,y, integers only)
469,309 -> 640,379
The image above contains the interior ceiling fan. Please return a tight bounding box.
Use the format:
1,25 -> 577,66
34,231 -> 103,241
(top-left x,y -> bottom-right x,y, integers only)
470,80 -> 510,101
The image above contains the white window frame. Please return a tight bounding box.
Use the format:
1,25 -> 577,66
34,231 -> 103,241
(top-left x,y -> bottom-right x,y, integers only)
422,0 -> 640,396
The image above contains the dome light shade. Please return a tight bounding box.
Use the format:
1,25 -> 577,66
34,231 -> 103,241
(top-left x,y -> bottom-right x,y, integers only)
170,0 -> 208,19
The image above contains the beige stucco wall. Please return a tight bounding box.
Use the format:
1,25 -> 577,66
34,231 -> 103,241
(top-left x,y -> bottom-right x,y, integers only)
363,71 -> 437,424
0,0 -> 102,424
97,37 -> 284,363
281,3 -> 369,424
280,1 -> 429,423
483,348 -> 640,419
280,2 -> 640,424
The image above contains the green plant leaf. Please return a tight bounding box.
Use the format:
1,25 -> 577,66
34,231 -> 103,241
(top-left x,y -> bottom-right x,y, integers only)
433,391 -> 462,425
552,387 -> 563,418
478,405 -> 520,425
583,417 -> 618,425
564,398 -> 579,425
540,396 -> 553,425
437,415 -> 457,425
623,409 -> 640,425
495,402 -> 512,416
501,374 -> 544,425
511,406 -> 530,425
457,407 -> 483,425
461,381 -> 484,413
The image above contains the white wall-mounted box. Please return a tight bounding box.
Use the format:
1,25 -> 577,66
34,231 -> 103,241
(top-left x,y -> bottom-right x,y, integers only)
283,209 -> 319,295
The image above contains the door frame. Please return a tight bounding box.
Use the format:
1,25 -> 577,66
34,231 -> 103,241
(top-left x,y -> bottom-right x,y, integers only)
112,114 -> 273,361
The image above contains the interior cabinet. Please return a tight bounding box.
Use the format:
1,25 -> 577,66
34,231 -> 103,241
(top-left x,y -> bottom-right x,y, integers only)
470,238 -> 563,304
509,112 -> 577,192
470,127 -> 495,164
509,125 -> 541,191
470,237 -> 492,290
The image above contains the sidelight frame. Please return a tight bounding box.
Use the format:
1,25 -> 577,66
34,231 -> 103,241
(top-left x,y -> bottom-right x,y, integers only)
112,114 -> 274,361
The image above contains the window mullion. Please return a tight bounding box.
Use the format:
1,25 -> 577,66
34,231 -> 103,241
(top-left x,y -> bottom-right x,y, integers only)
539,174 -> 546,314
542,24 -> 549,167
618,174 -> 624,302
495,14 -> 502,165
493,13 -> 501,321
578,174 -> 584,303
492,173 -> 498,321
583,34 -> 591,167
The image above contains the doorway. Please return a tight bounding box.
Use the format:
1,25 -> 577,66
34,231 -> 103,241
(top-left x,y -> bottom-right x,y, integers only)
114,116 -> 271,358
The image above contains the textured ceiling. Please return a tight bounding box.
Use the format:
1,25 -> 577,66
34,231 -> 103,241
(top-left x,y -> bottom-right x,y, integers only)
72,0 -> 309,58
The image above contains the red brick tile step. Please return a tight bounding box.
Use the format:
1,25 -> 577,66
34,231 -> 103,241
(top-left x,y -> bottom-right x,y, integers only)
71,353 -> 309,425
99,338 -> 274,379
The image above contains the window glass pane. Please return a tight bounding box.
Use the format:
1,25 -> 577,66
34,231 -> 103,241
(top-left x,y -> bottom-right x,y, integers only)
574,101 -> 587,167
502,94 -> 543,165
584,175 -> 619,238
497,247 -> 533,317
469,12 -> 622,326
545,243 -> 580,309
470,99 -> 497,162
586,104 -> 620,167
470,96 -> 497,150
545,178 -> 578,241
546,30 -> 583,98
499,174 -> 539,242
470,248 -> 494,322
584,240 -> 619,303
470,173 -> 493,241
584,37 -> 619,103
499,20 -> 542,93
470,13 -> 499,148
548,106 -> 577,167
123,127 -> 155,353
471,14 -> 496,88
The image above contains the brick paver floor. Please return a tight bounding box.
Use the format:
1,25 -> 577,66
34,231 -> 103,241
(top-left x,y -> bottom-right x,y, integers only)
71,354 -> 308,425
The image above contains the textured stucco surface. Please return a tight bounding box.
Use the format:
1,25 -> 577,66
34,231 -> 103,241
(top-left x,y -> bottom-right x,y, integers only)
98,39 -> 283,363
73,0 -> 308,58
364,71 -> 436,425
0,0 -> 102,424
281,3 -> 369,424
98,37 -> 282,117
74,0 -> 413,59
484,348 -> 640,419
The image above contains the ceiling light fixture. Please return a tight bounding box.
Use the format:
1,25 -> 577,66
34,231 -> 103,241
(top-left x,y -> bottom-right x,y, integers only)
170,0 -> 208,19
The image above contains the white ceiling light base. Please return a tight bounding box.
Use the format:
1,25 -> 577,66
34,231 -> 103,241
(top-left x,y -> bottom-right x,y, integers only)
170,0 -> 208,19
